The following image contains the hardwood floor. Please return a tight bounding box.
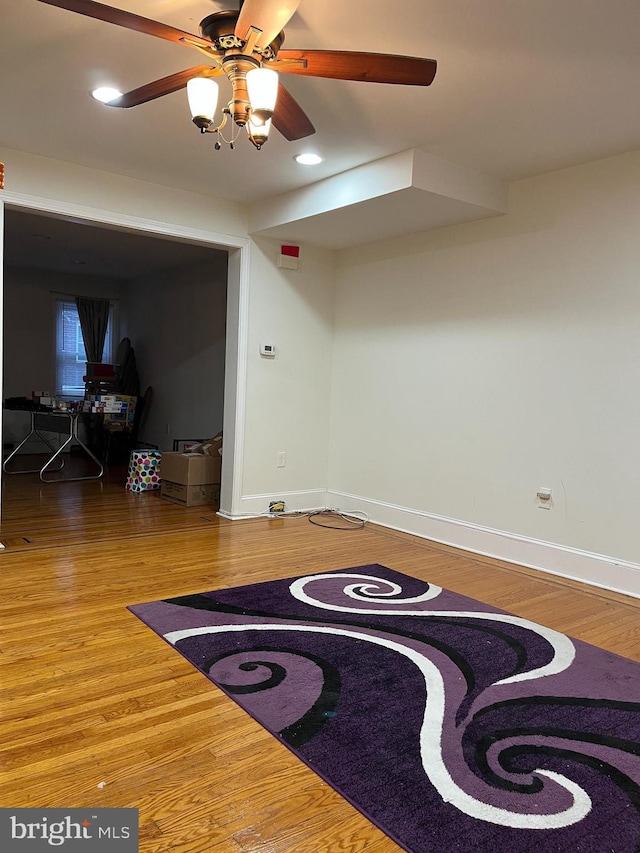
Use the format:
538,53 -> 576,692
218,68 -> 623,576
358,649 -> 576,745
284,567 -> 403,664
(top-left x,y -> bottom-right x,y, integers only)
1,463 -> 639,852
0,455 -> 222,552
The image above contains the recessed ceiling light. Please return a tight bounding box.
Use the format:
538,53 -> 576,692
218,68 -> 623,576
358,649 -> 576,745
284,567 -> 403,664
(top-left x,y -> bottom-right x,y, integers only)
294,153 -> 323,166
92,86 -> 123,103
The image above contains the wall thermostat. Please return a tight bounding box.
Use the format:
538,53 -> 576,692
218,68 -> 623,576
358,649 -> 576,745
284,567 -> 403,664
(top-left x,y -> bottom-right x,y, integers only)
260,343 -> 276,357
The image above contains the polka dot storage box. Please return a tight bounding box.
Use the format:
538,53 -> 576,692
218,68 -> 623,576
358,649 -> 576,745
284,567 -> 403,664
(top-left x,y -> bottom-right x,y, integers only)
126,449 -> 162,492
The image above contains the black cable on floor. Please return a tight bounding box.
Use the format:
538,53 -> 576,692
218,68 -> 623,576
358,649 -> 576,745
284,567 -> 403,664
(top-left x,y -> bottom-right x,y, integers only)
307,510 -> 366,530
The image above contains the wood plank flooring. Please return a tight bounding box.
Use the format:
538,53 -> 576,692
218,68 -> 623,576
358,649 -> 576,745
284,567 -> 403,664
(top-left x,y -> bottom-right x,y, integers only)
1,463 -> 639,852
0,456 -> 222,551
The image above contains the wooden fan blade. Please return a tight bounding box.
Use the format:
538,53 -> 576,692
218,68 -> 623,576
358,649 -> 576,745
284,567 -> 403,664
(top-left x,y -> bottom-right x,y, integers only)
106,66 -> 222,109
235,0 -> 302,48
272,83 -> 315,140
37,0 -> 213,51
275,50 -> 437,86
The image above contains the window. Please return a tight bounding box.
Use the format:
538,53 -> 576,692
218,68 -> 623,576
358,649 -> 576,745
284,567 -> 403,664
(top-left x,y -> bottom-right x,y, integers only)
55,300 -> 113,397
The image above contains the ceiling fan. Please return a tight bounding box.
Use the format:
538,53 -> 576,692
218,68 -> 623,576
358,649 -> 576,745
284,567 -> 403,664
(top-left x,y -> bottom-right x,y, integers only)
37,0 -> 437,150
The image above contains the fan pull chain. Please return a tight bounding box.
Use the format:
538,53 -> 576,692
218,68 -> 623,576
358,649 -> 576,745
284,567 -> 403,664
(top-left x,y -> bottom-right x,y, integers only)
213,118 -> 243,151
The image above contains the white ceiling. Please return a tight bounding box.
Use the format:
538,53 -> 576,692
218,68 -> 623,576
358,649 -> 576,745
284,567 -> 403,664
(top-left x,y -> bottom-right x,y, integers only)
2,0 -> 640,261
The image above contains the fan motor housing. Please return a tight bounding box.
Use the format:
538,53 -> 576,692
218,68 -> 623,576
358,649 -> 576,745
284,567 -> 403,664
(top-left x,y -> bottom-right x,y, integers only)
199,11 -> 284,58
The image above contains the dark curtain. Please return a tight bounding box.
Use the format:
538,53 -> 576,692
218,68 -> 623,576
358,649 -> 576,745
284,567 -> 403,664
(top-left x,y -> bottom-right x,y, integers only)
75,296 -> 110,363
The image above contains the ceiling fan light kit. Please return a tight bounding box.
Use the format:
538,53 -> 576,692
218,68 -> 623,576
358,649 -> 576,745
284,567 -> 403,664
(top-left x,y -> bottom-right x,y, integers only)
38,0 -> 437,153
184,47 -> 278,149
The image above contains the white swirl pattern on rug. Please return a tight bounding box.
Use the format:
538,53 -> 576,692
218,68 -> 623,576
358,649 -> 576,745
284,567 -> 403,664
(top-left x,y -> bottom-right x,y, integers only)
289,573 -> 575,686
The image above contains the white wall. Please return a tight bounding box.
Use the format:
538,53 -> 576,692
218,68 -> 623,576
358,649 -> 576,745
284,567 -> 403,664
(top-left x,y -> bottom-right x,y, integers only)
238,237 -> 335,514
0,146 -> 248,240
332,150 -> 640,584
120,257 -> 228,451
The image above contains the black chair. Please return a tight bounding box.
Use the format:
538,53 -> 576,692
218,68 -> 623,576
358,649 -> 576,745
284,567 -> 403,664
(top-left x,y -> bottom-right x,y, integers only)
131,386 -> 153,449
103,386 -> 154,465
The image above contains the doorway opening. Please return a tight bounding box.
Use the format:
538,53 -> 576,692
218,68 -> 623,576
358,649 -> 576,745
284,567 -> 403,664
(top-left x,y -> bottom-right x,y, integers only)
1,202 -> 246,534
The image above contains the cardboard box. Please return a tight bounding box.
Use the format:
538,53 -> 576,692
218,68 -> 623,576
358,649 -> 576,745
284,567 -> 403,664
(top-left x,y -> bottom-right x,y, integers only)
160,480 -> 219,507
160,451 -> 221,507
188,434 -> 222,457
160,452 -> 221,485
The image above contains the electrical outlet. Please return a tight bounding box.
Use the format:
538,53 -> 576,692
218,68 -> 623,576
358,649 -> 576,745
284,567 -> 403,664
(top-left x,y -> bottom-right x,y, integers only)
165,423 -> 170,435
277,451 -> 286,468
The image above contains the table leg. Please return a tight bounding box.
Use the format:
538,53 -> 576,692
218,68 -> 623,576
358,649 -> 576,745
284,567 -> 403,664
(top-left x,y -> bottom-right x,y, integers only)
40,413 -> 104,482
3,413 -> 64,474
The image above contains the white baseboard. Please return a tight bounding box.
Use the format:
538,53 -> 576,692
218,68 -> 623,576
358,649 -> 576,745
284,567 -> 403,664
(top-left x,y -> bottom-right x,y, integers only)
327,489 -> 640,600
220,488 -> 328,520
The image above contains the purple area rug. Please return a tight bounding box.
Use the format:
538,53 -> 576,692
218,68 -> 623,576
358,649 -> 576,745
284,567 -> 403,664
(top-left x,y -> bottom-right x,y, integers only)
128,564 -> 640,852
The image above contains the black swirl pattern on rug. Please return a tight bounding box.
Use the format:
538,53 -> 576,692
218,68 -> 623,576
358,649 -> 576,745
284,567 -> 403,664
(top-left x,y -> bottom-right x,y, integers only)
202,645 -> 341,747
465,695 -> 640,798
